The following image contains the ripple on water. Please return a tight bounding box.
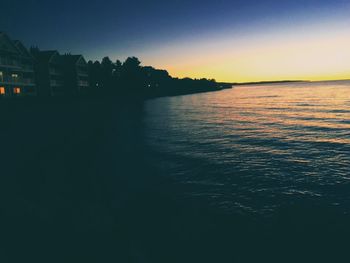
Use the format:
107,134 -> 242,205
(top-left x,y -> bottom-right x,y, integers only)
145,81 -> 350,216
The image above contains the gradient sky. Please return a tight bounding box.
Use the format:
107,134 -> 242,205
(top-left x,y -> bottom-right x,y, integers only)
1,0 -> 350,82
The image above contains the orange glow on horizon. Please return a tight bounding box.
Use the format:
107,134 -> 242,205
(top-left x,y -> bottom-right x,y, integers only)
138,18 -> 350,83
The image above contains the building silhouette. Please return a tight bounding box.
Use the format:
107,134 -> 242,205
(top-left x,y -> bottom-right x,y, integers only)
0,32 -> 36,97
31,50 -> 65,96
0,32 -> 90,98
61,54 -> 89,95
31,50 -> 89,97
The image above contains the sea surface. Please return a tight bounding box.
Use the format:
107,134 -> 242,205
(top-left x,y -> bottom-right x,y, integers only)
144,80 -> 350,216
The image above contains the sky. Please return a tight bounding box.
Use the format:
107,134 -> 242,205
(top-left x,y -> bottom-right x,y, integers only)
1,0 -> 350,82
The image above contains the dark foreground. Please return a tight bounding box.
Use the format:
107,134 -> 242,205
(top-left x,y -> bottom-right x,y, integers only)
1,98 -> 349,263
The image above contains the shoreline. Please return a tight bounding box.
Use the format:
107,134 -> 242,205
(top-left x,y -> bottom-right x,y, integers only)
0,83 -> 233,103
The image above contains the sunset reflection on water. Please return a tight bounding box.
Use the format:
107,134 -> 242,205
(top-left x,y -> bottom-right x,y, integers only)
145,81 -> 350,215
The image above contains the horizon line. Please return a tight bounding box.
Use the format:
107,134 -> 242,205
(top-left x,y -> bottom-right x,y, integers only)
222,78 -> 350,85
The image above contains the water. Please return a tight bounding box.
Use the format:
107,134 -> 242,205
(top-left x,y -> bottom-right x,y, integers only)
144,81 -> 350,216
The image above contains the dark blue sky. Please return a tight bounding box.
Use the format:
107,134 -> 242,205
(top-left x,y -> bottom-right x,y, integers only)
1,0 -> 349,81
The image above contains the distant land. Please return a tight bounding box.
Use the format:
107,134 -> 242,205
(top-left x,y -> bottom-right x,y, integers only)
222,79 -> 350,86
230,80 -> 309,86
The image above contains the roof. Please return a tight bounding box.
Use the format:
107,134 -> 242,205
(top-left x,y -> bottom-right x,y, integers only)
32,50 -> 59,63
61,54 -> 85,65
0,32 -> 23,55
13,40 -> 34,59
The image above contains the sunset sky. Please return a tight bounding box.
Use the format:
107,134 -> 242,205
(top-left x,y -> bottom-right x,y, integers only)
2,0 -> 350,82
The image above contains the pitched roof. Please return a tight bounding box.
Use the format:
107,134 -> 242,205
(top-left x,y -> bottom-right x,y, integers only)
13,40 -> 34,59
62,54 -> 84,65
0,32 -> 22,54
32,50 -> 59,63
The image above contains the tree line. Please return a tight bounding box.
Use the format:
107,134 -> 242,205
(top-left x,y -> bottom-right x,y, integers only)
87,56 -> 224,98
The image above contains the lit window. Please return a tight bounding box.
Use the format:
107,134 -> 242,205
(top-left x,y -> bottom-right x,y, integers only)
0,72 -> 3,82
12,74 -> 18,83
0,87 -> 5,95
13,87 -> 21,94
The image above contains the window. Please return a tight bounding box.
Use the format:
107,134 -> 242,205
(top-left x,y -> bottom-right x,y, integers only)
0,72 -> 3,82
0,87 -> 5,95
11,74 -> 18,83
13,87 -> 21,94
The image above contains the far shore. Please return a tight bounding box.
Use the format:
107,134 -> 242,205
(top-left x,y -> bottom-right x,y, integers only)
229,79 -> 350,86
231,80 -> 308,86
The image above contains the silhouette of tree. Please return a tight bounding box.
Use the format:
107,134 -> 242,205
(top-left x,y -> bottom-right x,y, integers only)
112,59 -> 123,89
123,57 -> 141,70
68,55 -> 221,98
101,56 -> 114,90
88,60 -> 102,91
120,57 -> 144,94
114,60 -> 122,78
